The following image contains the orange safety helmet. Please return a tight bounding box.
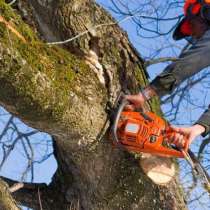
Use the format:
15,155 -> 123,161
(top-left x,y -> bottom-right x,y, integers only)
173,0 -> 209,40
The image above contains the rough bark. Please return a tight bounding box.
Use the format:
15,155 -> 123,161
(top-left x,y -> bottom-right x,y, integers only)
0,1 -> 187,210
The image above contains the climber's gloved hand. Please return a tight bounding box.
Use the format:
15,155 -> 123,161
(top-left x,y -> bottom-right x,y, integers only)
169,124 -> 206,148
124,86 -> 157,110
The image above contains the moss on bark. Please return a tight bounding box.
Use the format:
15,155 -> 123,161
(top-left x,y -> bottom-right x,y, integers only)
0,0 -> 107,136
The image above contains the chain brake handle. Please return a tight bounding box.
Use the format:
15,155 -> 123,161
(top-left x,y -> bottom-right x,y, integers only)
112,98 -> 129,143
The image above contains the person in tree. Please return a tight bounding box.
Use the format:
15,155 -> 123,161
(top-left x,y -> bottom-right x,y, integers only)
125,0 -> 210,147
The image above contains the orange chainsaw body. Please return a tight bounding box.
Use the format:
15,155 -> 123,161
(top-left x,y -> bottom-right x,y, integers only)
115,111 -> 188,158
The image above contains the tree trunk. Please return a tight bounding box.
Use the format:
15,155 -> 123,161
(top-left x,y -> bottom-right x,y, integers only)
0,179 -> 20,210
0,0 -> 187,209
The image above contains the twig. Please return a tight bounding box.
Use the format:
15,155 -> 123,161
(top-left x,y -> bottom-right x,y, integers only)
0,116 -> 13,142
38,187 -> 43,210
9,182 -> 24,193
47,14 -> 154,45
8,0 -> 17,6
0,130 -> 37,172
47,22 -> 118,45
198,137 -> 210,160
145,57 -> 178,67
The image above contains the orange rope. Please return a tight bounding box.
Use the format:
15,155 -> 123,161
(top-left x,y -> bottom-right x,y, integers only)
0,15 -> 26,43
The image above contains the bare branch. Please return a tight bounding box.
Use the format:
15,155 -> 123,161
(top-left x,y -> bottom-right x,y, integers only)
145,57 -> 178,67
7,0 -> 17,6
9,183 -> 24,193
198,137 -> 210,160
47,12 -> 182,45
38,187 -> 43,210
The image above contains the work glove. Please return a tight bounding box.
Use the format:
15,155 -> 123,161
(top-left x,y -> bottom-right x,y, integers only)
169,124 -> 206,148
124,86 -> 157,110
124,93 -> 146,110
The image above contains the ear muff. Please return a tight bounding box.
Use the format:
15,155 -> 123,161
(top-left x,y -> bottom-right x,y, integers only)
201,4 -> 210,21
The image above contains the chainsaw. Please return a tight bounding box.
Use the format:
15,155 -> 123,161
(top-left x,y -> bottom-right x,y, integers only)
110,92 -> 210,189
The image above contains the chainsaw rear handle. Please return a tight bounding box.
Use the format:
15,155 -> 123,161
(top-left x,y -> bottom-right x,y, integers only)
112,99 -> 129,143
165,129 -> 190,153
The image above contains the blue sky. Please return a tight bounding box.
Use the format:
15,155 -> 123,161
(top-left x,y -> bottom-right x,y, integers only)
0,106 -> 57,184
